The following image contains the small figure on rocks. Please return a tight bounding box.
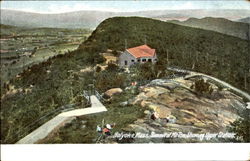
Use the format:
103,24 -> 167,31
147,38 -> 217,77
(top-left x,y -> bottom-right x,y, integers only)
151,112 -> 159,120
96,125 -> 102,133
103,127 -> 111,136
106,124 -> 112,130
166,115 -> 176,123
97,123 -> 116,137
131,81 -> 137,86
165,117 -> 169,123
111,123 -> 116,129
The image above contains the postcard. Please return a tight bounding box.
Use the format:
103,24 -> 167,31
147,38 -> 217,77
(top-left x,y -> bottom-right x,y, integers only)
1,0 -> 250,160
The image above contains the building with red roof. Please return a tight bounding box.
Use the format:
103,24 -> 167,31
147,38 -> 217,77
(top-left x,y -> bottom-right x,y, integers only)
118,44 -> 157,67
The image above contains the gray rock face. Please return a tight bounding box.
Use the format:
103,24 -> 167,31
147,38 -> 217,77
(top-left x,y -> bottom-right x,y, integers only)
108,78 -> 246,143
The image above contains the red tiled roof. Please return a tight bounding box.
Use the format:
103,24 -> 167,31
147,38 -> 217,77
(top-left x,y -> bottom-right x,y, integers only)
126,44 -> 155,58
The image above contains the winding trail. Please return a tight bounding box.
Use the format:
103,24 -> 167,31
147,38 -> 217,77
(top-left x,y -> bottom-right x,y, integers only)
167,67 -> 250,101
16,95 -> 107,144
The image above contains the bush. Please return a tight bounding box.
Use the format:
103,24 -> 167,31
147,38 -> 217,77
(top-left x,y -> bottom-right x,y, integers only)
111,50 -> 119,56
194,79 -> 213,95
95,71 -> 127,92
229,108 -> 250,142
106,62 -> 119,72
138,62 -> 155,80
135,61 -> 168,81
229,118 -> 250,142
95,66 -> 102,73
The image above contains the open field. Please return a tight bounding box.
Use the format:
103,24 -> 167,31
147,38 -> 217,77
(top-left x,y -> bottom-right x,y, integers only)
0,24 -> 91,83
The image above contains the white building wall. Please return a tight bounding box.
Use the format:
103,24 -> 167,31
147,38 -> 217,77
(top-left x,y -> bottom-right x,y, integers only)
118,51 -> 137,67
118,50 -> 157,67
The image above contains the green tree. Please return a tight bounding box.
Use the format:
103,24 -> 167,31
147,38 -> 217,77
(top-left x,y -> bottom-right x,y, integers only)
229,108 -> 250,142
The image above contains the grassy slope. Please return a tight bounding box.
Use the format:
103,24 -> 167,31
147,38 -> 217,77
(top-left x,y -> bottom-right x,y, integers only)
80,16 -> 250,93
1,16 -> 249,143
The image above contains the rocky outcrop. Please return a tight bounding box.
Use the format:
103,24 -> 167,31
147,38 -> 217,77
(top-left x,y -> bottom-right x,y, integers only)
104,88 -> 123,98
108,79 -> 246,143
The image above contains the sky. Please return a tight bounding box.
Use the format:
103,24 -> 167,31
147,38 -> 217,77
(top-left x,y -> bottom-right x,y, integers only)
1,1 -> 250,13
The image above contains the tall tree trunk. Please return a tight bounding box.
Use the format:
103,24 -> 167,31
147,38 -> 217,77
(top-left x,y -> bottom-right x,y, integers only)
244,73 -> 247,90
192,62 -> 195,69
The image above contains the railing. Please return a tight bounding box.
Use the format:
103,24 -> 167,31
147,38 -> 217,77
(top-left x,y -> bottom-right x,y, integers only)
82,89 -> 104,103
83,90 -> 90,101
6,104 -> 75,144
167,66 -> 191,74
95,90 -> 103,101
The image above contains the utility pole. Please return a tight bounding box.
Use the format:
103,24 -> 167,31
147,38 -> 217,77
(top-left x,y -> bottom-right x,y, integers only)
124,39 -> 127,50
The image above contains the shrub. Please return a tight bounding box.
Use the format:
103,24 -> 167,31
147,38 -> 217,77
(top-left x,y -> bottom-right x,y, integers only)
194,79 -> 213,95
95,71 -> 127,92
111,50 -> 119,56
136,61 -> 168,81
138,62 -> 155,80
106,62 -> 119,72
95,66 -> 102,73
229,108 -> 250,142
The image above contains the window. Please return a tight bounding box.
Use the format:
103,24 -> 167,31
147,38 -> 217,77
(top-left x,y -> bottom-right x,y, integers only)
155,59 -> 157,61
124,60 -> 127,65
148,59 -> 152,62
138,59 -> 140,62
142,59 -> 146,62
131,59 -> 135,62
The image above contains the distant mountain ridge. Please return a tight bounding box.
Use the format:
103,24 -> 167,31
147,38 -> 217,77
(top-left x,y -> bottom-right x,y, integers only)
1,9 -> 250,29
168,17 -> 250,40
237,17 -> 250,24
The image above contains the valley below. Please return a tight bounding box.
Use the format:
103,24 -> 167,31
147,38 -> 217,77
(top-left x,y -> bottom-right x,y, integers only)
0,25 -> 91,83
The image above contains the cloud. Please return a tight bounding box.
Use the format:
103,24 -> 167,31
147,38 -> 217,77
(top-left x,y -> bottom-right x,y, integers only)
1,1 -> 249,14
47,2 -> 120,13
1,7 -> 41,13
174,2 -> 197,10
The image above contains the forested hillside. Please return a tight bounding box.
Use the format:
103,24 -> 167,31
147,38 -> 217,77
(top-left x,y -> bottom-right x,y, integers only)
80,17 -> 250,93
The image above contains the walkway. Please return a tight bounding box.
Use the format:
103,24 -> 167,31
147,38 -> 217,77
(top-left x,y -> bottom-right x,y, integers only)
16,95 -> 107,144
167,67 -> 250,101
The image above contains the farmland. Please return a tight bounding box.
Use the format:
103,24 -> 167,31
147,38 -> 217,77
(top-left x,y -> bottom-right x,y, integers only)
0,24 -> 91,83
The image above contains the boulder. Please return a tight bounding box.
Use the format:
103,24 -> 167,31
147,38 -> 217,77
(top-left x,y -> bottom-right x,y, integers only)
120,101 -> 128,106
144,110 -> 151,115
104,88 -> 123,98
